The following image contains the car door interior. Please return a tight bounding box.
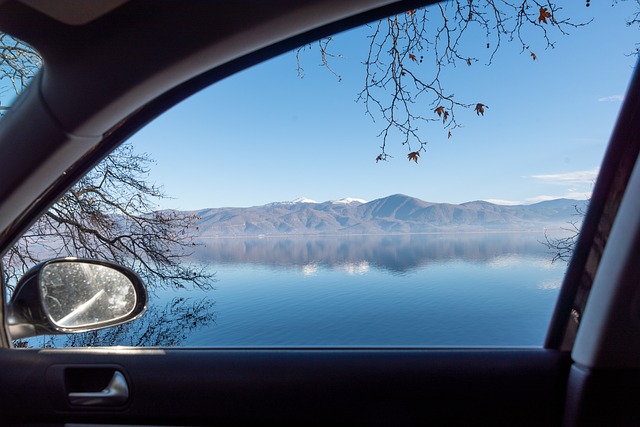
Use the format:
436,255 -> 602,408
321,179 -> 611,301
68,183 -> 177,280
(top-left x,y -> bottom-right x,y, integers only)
0,1 -> 639,426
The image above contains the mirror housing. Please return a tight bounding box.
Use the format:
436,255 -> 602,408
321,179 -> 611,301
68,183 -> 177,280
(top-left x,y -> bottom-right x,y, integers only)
6,258 -> 147,340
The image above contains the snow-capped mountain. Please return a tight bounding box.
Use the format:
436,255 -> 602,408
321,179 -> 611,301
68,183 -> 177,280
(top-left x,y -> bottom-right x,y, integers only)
288,197 -> 318,204
188,194 -> 587,237
331,198 -> 368,205
267,197 -> 319,206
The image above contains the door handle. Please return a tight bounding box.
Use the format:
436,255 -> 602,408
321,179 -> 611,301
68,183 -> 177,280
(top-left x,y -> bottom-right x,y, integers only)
68,370 -> 129,406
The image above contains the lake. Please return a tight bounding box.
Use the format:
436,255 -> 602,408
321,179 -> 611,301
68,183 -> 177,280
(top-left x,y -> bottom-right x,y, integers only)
36,232 -> 566,348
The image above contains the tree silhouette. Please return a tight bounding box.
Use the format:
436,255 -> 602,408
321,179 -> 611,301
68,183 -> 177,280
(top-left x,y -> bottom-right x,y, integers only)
3,143 -> 214,290
15,296 -> 216,348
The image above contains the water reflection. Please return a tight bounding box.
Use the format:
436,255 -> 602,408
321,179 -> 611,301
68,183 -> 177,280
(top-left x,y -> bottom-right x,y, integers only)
340,261 -> 370,275
193,232 -> 550,273
301,263 -> 318,276
19,232 -> 565,348
538,280 -> 562,290
25,296 -> 216,348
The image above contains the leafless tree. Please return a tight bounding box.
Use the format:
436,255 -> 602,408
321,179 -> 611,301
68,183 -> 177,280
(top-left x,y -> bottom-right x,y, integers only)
3,144 -> 214,290
542,203 -> 587,263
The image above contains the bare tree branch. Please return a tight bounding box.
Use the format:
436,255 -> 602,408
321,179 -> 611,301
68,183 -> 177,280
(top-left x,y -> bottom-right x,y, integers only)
542,203 -> 587,263
618,0 -> 640,55
0,34 -> 41,99
296,36 -> 344,80
300,1 -> 591,162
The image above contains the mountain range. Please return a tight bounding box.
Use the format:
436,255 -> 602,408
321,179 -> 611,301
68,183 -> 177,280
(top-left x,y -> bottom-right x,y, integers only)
186,194 -> 586,237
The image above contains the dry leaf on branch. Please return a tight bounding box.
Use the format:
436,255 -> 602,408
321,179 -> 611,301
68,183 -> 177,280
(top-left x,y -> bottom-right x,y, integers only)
475,103 -> 488,116
538,7 -> 552,24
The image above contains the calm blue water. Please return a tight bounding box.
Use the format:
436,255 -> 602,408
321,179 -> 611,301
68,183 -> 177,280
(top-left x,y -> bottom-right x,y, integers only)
156,233 -> 564,347
36,233 -> 565,348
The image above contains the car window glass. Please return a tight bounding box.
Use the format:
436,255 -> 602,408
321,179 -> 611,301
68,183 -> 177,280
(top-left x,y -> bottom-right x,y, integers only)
5,1 -> 639,348
0,34 -> 41,110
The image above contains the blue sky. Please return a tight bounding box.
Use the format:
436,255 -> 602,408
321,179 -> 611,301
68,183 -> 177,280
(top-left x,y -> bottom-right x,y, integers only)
130,1 -> 639,210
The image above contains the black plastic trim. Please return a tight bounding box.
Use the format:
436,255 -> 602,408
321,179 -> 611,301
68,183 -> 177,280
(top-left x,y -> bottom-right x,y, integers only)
563,363 -> 640,427
0,348 -> 570,426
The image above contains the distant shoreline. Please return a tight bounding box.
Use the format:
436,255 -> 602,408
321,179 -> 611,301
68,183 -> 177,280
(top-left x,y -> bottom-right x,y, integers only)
195,228 -> 573,240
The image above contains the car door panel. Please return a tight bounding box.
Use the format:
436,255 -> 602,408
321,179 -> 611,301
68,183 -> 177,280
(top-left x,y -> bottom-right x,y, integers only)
0,348 -> 570,426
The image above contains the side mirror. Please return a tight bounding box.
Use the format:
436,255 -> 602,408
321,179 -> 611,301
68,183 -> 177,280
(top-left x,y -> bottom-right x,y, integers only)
7,258 -> 147,340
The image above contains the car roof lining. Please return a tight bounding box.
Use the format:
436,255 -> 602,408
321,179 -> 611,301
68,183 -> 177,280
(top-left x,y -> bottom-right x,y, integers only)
19,0 -> 128,25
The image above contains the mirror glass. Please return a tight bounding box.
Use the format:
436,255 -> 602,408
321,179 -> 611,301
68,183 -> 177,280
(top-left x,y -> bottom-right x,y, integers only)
40,262 -> 137,328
